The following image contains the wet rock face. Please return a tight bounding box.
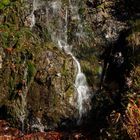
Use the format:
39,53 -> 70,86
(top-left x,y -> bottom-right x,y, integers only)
0,0 -> 139,139
0,44 -> 76,131
87,0 -> 127,43
27,49 -> 76,131
0,0 -> 77,131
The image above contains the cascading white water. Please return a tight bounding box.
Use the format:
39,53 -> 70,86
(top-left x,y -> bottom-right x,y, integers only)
25,0 -> 38,28
25,0 -> 91,120
46,0 -> 91,119
58,41 -> 91,119
31,117 -> 44,132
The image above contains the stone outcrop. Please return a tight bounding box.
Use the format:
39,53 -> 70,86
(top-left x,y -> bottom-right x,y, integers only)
0,0 -> 76,131
0,0 -> 139,139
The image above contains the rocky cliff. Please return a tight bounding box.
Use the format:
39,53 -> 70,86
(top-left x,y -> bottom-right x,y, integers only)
0,0 -> 140,139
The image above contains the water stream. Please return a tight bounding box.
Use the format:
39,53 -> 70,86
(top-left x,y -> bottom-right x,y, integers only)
29,0 -> 91,121
58,41 -> 91,120
47,0 -> 91,120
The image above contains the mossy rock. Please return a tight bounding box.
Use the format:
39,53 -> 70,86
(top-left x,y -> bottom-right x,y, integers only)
130,66 -> 140,92
126,20 -> 140,65
65,85 -> 74,97
27,61 -> 37,85
127,32 -> 140,47
0,0 -> 10,9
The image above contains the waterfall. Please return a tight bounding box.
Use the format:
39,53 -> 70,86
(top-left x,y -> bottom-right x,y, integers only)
46,0 -> 91,120
25,0 -> 91,120
25,0 -> 38,28
58,41 -> 91,120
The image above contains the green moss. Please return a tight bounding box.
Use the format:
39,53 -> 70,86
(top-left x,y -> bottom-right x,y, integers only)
131,66 -> 140,90
8,76 -> 16,100
0,3 -> 5,9
129,19 -> 140,32
0,32 -> 9,48
0,24 -> 39,50
52,94 -> 59,107
126,19 -> 140,66
27,61 -> 36,85
65,86 -> 73,97
61,60 -> 68,76
0,0 -> 10,9
45,42 -> 57,50
1,0 -> 10,5
94,65 -> 102,75
96,3 -> 105,10
79,7 -> 86,15
8,78 -> 24,101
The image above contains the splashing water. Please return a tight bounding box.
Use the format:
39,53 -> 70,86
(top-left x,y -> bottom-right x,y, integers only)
31,117 -> 44,132
25,0 -> 39,28
58,41 -> 91,120
46,0 -> 91,120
